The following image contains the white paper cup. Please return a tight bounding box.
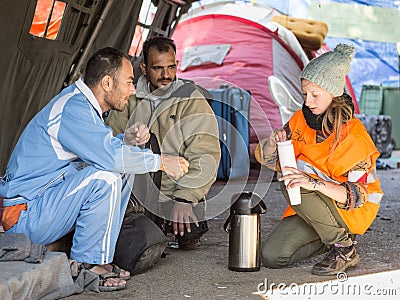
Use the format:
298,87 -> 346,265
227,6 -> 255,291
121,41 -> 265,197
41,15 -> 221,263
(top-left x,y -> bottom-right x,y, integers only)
277,140 -> 301,205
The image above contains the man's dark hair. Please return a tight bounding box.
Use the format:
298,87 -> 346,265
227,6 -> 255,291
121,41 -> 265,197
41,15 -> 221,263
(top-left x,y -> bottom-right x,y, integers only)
142,36 -> 176,65
84,47 -> 130,87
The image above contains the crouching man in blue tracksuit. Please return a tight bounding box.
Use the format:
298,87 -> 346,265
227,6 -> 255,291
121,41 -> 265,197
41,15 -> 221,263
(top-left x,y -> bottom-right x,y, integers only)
0,47 -> 189,291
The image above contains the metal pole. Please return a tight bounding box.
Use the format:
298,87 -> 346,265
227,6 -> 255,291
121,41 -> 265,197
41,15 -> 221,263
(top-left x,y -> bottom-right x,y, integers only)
68,0 -> 115,84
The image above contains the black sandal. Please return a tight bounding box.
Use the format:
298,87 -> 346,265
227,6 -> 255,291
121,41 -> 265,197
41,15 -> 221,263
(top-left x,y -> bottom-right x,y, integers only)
80,263 -> 126,292
108,263 -> 131,280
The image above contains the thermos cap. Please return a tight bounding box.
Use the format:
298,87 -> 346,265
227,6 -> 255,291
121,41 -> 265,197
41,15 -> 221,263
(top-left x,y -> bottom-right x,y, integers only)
230,191 -> 267,215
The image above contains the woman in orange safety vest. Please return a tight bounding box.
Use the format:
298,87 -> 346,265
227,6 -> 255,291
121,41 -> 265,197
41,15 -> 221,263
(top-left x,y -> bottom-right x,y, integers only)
255,44 -> 383,276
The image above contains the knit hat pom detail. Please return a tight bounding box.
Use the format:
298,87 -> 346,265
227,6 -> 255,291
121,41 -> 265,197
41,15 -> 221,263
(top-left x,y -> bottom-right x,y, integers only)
334,44 -> 355,60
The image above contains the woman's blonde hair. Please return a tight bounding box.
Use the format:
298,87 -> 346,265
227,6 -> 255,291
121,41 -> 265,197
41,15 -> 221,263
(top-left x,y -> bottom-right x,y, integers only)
322,94 -> 354,152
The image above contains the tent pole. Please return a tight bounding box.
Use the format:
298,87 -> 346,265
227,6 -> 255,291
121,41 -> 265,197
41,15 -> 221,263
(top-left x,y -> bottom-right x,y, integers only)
68,0 -> 115,84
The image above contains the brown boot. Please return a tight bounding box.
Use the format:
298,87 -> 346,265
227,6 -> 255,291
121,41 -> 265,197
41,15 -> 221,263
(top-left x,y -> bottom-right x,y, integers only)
312,243 -> 360,276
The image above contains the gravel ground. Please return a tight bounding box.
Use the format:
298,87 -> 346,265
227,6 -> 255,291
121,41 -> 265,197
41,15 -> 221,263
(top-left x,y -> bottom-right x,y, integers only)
64,167 -> 400,300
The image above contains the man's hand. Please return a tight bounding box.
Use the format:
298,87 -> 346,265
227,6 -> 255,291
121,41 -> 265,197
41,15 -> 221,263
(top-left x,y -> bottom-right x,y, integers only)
124,121 -> 150,146
159,154 -> 189,179
170,202 -> 199,236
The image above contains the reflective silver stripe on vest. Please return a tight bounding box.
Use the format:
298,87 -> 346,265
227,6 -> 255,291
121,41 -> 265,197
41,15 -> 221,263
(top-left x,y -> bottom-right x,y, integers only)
298,159 -> 382,205
367,167 -> 378,183
368,192 -> 382,205
297,159 -> 339,184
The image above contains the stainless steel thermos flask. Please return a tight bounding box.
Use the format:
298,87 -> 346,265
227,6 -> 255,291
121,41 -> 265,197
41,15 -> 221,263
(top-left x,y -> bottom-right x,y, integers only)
223,192 -> 267,271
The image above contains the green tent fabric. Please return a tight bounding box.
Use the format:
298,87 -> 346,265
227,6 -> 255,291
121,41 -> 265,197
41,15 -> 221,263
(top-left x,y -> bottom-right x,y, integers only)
0,0 -> 137,172
0,0 -> 193,173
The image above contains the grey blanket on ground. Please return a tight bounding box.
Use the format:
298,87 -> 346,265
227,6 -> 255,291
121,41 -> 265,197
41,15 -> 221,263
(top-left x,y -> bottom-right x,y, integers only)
0,233 -> 102,298
0,233 -> 46,263
0,252 -> 100,300
41,260 -> 100,299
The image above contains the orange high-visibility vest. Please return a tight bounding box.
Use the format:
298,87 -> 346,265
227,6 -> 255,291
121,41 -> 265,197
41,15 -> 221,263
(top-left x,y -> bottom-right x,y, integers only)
281,110 -> 383,234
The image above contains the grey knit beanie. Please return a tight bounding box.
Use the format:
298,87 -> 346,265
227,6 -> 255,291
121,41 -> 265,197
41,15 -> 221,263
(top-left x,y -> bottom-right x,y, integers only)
300,44 -> 355,97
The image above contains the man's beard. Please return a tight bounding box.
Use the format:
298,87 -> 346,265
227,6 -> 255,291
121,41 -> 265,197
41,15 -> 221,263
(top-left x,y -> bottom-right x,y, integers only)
105,91 -> 127,112
149,76 -> 176,95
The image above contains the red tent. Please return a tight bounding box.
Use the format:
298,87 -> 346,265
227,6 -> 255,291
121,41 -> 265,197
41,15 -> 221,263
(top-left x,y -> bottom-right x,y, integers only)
173,4 -> 309,154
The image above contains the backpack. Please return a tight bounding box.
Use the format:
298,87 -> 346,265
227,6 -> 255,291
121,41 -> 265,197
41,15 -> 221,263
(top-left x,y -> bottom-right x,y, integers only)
113,133 -> 168,274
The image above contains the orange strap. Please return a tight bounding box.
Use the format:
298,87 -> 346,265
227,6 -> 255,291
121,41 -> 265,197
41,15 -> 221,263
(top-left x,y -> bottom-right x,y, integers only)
2,203 -> 27,231
282,205 -> 297,219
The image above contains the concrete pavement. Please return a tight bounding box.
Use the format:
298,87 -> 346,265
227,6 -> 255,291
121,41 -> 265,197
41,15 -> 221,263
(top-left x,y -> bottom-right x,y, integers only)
64,164 -> 400,300
1,153 -> 399,299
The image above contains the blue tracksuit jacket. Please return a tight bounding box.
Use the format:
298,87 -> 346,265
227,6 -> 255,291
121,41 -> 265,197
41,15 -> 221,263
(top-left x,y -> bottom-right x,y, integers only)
0,79 -> 160,263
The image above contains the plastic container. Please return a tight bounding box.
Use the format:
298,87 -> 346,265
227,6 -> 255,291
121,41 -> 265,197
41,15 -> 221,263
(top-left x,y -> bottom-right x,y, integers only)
382,86 -> 400,149
359,85 -> 383,115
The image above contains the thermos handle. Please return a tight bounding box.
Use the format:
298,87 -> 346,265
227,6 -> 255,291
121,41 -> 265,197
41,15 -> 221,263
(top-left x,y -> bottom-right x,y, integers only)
223,211 -> 234,232
258,199 -> 267,214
